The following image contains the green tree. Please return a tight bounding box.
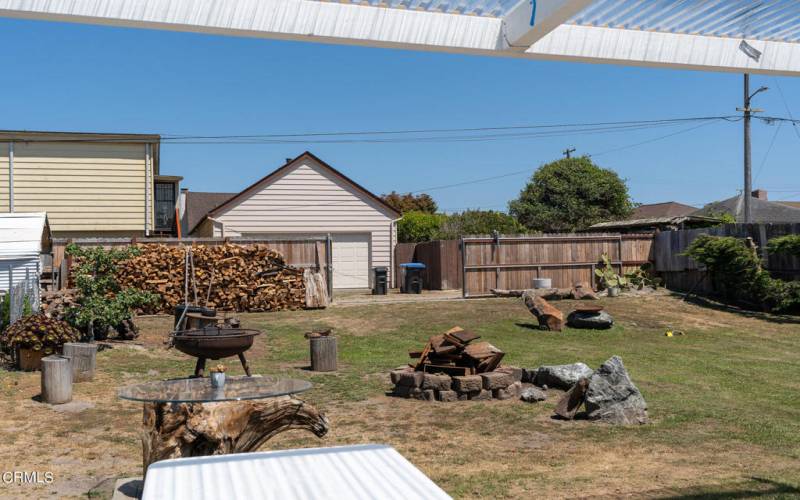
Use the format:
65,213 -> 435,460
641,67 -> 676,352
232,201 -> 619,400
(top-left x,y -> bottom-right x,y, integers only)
397,211 -> 445,243
381,191 -> 438,214
437,210 -> 525,239
66,244 -> 158,341
767,235 -> 800,257
508,157 -> 634,232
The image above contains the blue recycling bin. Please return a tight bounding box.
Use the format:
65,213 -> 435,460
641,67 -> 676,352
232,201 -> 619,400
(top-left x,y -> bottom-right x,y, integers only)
400,262 -> 426,294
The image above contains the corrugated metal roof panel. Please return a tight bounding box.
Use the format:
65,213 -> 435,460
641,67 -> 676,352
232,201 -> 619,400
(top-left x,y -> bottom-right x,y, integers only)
0,213 -> 49,259
142,444 -> 452,500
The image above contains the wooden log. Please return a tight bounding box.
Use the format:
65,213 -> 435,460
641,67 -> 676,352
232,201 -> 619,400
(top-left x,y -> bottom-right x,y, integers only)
62,342 -> 97,382
40,355 -> 72,404
310,336 -> 338,372
141,397 -> 329,472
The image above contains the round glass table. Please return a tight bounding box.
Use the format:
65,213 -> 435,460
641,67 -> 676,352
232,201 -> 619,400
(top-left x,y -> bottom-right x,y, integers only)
118,376 -> 312,404
118,376 -> 327,472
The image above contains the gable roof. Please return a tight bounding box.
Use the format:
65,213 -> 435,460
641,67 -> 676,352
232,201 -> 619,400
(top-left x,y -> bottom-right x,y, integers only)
632,202 -> 697,219
693,194 -> 800,223
184,191 -> 237,234
204,151 -> 401,222
0,212 -> 50,259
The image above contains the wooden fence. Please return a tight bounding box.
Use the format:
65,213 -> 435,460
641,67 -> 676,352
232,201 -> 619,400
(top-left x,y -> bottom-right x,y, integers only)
394,240 -> 462,290
654,223 -> 800,293
52,236 -> 332,296
461,233 -> 654,297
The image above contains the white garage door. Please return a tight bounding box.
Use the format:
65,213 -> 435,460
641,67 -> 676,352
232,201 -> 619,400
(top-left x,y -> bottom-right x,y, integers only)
332,234 -> 370,289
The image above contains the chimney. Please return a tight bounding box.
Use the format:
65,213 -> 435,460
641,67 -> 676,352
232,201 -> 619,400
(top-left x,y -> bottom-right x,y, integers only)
751,189 -> 768,201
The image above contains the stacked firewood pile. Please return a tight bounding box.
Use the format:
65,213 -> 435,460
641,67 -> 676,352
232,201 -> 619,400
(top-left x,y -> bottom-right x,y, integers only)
40,289 -> 79,322
112,244 -> 308,314
390,327 -> 522,402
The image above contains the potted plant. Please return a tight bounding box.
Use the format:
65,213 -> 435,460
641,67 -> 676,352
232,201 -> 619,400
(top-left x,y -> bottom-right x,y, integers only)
594,253 -> 628,297
0,314 -> 80,371
210,364 -> 227,388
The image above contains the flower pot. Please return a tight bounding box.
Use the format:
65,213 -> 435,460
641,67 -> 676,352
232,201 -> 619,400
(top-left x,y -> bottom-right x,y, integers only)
17,347 -> 45,372
607,287 -> 620,298
210,372 -> 226,388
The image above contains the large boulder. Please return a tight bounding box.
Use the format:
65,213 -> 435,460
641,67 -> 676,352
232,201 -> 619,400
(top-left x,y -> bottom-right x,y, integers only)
522,292 -> 564,331
567,310 -> 614,329
534,363 -> 593,390
585,356 -> 648,425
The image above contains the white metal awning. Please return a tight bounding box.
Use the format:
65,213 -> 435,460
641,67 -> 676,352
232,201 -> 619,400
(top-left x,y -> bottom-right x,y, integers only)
2,1 -> 800,75
141,444 -> 452,500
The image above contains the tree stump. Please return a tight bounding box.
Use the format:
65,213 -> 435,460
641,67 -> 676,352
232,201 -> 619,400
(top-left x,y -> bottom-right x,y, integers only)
41,355 -> 72,404
310,336 -> 337,372
141,396 -> 329,473
62,343 -> 97,382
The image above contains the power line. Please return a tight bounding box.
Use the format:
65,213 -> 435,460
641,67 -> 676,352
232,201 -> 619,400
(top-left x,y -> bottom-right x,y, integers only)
754,120 -> 783,184
588,119 -> 726,158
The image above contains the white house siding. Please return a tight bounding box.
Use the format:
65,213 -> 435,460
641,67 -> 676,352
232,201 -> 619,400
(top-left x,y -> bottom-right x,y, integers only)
209,157 -> 397,288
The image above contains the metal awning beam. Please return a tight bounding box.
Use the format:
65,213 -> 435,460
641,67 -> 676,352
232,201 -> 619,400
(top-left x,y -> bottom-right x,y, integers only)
501,0 -> 592,50
3,0 -> 800,75
525,24 -> 800,76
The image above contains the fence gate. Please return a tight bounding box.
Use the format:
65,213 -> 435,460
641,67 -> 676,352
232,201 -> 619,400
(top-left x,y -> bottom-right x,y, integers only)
460,233 -> 654,298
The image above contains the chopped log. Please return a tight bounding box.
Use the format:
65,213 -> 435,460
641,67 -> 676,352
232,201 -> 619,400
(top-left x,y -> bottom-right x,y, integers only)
554,377 -> 589,420
142,397 -> 329,472
303,269 -> 330,309
571,282 -> 598,300
310,335 -> 338,372
40,355 -> 72,404
62,343 -> 97,382
522,292 -> 564,331
489,288 -> 524,297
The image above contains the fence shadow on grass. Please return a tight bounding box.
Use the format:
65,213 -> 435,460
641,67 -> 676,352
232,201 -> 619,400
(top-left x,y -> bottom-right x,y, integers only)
650,477 -> 800,499
670,292 -> 800,325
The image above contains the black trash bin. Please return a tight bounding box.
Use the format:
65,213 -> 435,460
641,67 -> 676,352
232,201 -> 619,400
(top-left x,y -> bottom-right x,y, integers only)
400,263 -> 425,294
373,267 -> 388,295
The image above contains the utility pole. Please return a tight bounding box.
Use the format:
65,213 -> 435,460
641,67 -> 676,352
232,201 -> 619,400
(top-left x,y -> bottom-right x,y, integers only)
563,147 -> 576,159
737,74 -> 767,224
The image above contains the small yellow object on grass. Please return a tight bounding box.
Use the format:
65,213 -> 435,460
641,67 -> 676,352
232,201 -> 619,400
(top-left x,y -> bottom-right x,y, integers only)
665,331 -> 674,337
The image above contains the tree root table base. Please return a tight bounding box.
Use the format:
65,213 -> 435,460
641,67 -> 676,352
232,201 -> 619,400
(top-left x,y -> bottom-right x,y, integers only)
141,396 -> 329,472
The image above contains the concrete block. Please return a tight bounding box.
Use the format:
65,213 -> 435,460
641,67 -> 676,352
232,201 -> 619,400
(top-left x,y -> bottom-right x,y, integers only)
437,390 -> 458,402
452,375 -> 483,392
480,371 -> 513,390
422,373 -> 452,391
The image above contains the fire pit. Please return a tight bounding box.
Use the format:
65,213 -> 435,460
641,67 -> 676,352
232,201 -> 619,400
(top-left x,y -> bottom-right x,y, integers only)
171,327 -> 261,377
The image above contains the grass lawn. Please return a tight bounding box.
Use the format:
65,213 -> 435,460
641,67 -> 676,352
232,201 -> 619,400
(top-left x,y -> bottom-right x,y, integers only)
1,293 -> 799,498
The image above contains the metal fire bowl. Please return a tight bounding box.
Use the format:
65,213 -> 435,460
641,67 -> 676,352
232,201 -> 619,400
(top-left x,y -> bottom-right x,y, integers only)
171,328 -> 261,360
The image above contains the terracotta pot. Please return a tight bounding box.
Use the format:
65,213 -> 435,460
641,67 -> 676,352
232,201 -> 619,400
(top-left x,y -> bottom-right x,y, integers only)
17,347 -> 45,372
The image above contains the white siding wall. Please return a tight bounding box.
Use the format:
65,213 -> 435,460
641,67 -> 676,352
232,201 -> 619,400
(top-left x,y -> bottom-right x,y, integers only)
0,258 -> 39,293
213,158 -> 396,285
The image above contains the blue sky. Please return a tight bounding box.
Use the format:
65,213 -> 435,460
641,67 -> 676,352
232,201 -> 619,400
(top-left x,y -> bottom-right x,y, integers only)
3,17 -> 800,211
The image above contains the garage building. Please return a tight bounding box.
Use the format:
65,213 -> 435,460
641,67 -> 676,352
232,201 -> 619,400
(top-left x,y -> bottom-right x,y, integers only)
186,152 -> 401,289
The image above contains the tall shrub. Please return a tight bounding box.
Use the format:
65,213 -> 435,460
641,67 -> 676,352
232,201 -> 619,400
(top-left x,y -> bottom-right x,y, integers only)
66,244 -> 158,341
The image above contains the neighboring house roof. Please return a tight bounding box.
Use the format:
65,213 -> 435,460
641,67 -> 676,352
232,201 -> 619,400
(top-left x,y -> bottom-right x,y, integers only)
631,202 -> 698,219
778,201 -> 800,210
0,129 -> 160,143
184,192 -> 237,234
194,151 -> 401,233
0,212 -> 50,259
588,215 -> 720,232
693,194 -> 800,223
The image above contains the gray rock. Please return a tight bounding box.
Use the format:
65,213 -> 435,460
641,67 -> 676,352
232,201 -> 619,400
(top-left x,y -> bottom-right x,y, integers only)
534,363 -> 594,390
422,373 -> 452,391
567,310 -> 614,329
520,387 -> 547,403
585,356 -> 648,425
521,367 -> 539,383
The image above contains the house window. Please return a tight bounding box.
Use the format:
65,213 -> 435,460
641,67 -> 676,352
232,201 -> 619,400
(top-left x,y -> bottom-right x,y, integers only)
154,182 -> 176,232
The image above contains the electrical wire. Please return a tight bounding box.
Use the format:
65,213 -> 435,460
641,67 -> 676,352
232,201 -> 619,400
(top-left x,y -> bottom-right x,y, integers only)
754,120 -> 783,184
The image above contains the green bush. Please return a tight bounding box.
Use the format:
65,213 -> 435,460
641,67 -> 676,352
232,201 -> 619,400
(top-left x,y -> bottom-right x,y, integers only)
437,210 -> 525,239
683,235 -> 800,313
397,211 -> 446,243
767,235 -> 800,257
66,244 -> 159,340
